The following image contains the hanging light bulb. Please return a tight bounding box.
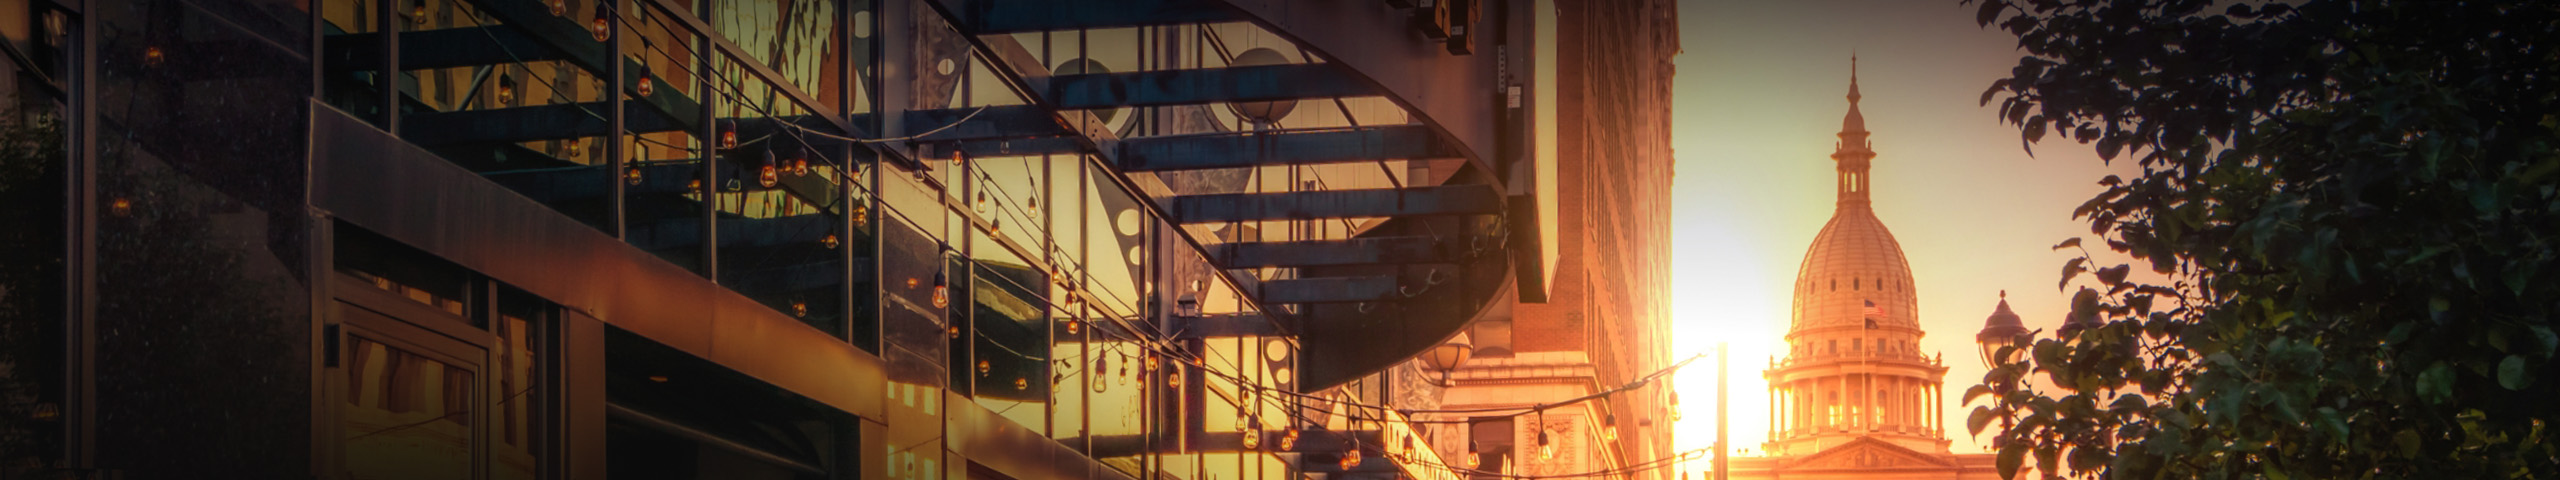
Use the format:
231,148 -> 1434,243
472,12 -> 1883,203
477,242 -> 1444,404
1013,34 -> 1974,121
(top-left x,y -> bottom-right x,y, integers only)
1014,377 -> 1028,390
590,7 -> 611,42
549,0 -> 566,16
719,119 -> 738,149
1279,428 -> 1299,451
977,360 -> 992,376
1064,319 -> 1080,335
1241,418 -> 1262,450
410,0 -> 428,24
496,73 -> 518,105
143,46 -> 164,67
821,234 -> 840,249
625,165 -> 644,185
108,198 -> 133,217
1466,440 -> 1480,468
1027,196 -> 1041,216
1144,354 -> 1160,372
1538,430 -> 1555,460
851,203 -> 870,228
791,155 -> 810,177
791,301 -> 808,317
1339,448 -> 1361,470
636,71 -> 654,97
566,138 -> 584,159
947,324 -> 961,338
974,189 -> 990,212
688,179 -> 702,192
759,151 -> 781,188
930,272 -> 951,308
1166,369 -> 1181,387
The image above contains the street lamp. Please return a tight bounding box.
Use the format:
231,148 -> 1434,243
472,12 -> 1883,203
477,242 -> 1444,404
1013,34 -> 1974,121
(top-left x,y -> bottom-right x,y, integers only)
1418,333 -> 1474,387
1975,291 -> 2029,448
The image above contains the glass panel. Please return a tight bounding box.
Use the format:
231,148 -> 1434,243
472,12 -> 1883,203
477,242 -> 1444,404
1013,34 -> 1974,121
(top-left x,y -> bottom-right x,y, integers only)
711,60 -> 846,336
968,230 -> 1049,432
709,0 -> 838,105
412,0 -> 618,232
319,0 -> 389,125
969,154 -> 1046,254
345,336 -> 475,480
493,294 -> 545,480
1046,303 -> 1086,449
621,7 -> 710,273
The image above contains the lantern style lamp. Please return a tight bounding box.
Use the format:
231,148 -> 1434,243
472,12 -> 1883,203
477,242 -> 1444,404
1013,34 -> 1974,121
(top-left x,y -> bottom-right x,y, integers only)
1975,291 -> 2029,370
1418,332 -> 1475,387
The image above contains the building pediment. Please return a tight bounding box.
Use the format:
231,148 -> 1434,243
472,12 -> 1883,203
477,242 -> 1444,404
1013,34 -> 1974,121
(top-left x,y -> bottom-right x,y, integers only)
1781,436 -> 1956,470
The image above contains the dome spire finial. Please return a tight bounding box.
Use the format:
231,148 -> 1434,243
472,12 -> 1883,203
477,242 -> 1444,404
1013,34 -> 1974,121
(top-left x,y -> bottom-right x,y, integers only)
1848,53 -> 1861,103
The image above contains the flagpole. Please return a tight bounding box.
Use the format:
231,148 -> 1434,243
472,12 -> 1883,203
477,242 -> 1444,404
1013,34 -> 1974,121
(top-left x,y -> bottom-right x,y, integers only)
1715,342 -> 1728,480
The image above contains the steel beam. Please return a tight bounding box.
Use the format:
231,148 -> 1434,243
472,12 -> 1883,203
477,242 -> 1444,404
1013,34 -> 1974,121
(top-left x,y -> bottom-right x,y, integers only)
324,27 -> 561,71
943,0 -> 1241,34
1046,64 -> 1374,110
1258,276 -> 1395,304
1211,0 -> 1508,177
625,214 -> 839,251
1119,125 -> 1452,172
403,102 -> 685,146
1171,184 -> 1503,224
1212,236 -> 1452,268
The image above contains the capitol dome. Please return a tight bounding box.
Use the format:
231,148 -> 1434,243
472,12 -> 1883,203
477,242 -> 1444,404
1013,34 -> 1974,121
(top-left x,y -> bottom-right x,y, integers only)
1789,207 -> 1919,335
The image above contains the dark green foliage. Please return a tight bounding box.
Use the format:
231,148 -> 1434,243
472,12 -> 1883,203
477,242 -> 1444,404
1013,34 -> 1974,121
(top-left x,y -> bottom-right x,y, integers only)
1962,0 -> 2560,478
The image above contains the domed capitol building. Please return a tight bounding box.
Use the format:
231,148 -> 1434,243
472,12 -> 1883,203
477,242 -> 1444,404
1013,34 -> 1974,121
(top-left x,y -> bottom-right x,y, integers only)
1723,59 -> 2003,480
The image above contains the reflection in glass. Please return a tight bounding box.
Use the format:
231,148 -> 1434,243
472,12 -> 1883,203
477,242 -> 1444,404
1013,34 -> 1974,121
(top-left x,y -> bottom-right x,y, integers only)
345,336 -> 475,480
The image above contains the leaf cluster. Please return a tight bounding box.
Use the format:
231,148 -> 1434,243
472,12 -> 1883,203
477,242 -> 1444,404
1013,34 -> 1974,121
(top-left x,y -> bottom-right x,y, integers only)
1961,0 -> 2560,478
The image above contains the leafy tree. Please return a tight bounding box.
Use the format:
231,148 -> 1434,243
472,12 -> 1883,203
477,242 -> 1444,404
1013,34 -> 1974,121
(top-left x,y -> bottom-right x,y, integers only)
1959,1 -> 2560,478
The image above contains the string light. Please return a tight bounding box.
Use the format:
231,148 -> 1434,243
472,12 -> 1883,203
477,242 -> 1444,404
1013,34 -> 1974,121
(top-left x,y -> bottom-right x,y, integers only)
719,119 -> 738,149
1064,319 -> 1080,335
635,39 -> 655,98
931,271 -> 951,308
590,7 -> 611,42
1241,417 -> 1262,450
1279,428 -> 1299,451
759,150 -> 781,188
1466,440 -> 1480,468
550,0 -> 566,16
496,73 -> 518,105
566,138 -> 584,159
625,165 -> 643,185
1339,448 -> 1361,470
791,156 -> 811,177
143,46 -> 164,67
1014,377 -> 1028,390
977,360 -> 992,376
791,301 -> 808,317
411,0 -> 428,24
109,198 -> 132,217
821,234 -> 840,249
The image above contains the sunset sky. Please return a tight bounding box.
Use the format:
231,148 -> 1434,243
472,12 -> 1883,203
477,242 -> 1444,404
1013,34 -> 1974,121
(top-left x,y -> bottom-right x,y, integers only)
1661,0 -> 2143,465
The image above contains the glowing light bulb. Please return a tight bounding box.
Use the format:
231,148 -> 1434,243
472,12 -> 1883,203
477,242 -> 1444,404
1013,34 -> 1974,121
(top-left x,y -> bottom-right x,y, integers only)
977,360 -> 992,375
1166,370 -> 1180,387
1144,355 -> 1160,372
852,204 -> 870,227
759,156 -> 781,188
931,273 -> 951,308
636,73 -> 653,97
625,166 -> 643,185
549,0 -> 566,16
1027,196 -> 1040,215
792,301 -> 808,317
143,47 -> 164,67
590,9 -> 610,42
1279,428 -> 1298,451
496,74 -> 518,105
974,190 -> 990,212
109,198 -> 132,217
719,120 -> 737,149
1014,377 -> 1028,390
566,138 -> 584,158
411,0 -> 429,24
1241,429 -> 1261,450
1340,449 -> 1361,470
688,179 -> 702,191
791,157 -> 810,177
821,234 -> 840,249
1064,320 -> 1080,335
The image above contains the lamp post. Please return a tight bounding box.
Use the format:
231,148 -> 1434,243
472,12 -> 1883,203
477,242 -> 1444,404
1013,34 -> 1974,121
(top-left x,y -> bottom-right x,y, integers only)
1975,291 -> 2030,448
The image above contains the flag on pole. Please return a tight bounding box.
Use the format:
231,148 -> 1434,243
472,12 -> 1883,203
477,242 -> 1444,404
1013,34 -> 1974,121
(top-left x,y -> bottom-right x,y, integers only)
1863,300 -> 1882,329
